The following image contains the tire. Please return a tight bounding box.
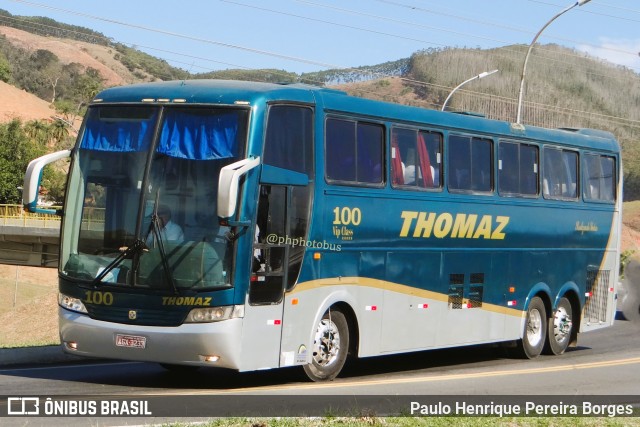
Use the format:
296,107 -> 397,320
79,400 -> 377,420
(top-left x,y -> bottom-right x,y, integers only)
544,297 -> 573,355
514,296 -> 547,359
303,309 -> 349,382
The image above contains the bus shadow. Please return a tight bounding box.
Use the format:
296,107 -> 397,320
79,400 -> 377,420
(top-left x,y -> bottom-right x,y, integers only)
0,341 -> 594,391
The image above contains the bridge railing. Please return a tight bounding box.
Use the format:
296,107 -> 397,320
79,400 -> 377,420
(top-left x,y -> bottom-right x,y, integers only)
0,204 -> 105,229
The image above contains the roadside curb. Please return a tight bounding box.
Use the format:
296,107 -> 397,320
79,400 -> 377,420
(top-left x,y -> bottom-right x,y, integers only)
0,345 -> 84,367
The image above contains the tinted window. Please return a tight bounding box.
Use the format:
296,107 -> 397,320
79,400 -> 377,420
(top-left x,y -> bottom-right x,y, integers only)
499,141 -> 539,196
543,147 -> 578,199
264,105 -> 313,175
325,118 -> 384,185
584,154 -> 616,202
448,135 -> 492,192
391,128 -> 442,189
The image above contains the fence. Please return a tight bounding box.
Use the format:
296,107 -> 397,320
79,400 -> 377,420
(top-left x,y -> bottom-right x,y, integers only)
0,204 -> 106,229
0,264 -> 57,314
0,204 -> 61,228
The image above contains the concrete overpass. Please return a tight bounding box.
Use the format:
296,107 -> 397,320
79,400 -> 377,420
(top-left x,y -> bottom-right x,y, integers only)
0,212 -> 60,267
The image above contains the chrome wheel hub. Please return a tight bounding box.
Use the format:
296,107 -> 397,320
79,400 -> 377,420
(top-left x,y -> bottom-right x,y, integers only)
311,318 -> 340,367
527,308 -> 543,346
553,307 -> 572,343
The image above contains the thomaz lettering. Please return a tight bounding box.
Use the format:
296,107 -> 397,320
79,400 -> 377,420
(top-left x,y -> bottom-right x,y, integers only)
162,296 -> 212,306
399,211 -> 510,240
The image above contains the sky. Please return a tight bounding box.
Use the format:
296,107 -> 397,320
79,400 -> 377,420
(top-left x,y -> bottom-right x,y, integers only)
0,0 -> 639,76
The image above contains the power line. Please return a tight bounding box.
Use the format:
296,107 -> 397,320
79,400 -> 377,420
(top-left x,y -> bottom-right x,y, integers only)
591,1 -> 640,15
527,0 -> 640,23
4,0 -> 346,69
230,0 -> 640,79
1,0 -> 639,129
374,0 -> 640,65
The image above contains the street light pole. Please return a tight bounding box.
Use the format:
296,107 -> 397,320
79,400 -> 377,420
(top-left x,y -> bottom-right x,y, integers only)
441,69 -> 499,111
515,0 -> 591,125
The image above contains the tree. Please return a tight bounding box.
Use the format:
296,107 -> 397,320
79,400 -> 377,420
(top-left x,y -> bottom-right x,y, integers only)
0,119 -> 68,204
24,119 -> 51,146
0,52 -> 11,82
50,119 -> 69,143
0,120 -> 42,203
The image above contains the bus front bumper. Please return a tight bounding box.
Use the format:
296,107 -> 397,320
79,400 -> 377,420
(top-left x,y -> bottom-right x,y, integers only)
59,307 -> 243,370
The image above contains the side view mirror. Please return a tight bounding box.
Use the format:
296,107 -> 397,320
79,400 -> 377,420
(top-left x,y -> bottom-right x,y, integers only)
23,149 -> 71,215
217,156 -> 260,219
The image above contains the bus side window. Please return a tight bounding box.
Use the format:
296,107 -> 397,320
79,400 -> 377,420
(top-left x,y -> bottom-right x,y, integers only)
499,141 -> 539,196
448,135 -> 492,193
584,154 -> 616,202
264,105 -> 313,175
543,147 -> 578,200
391,128 -> 441,190
326,118 -> 384,185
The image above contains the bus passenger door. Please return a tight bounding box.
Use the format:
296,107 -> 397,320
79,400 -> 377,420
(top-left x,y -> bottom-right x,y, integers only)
240,180 -> 311,371
239,104 -> 313,371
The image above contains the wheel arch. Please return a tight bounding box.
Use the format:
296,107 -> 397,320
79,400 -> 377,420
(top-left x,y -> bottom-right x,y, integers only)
524,282 -> 553,318
331,301 -> 359,358
311,291 -> 360,358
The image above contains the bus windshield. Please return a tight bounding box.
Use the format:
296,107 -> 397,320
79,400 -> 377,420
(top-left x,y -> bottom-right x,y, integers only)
61,105 -> 248,291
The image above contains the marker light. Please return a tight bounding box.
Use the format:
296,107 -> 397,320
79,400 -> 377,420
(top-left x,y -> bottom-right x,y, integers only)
64,341 -> 78,351
58,293 -> 88,314
199,355 -> 220,363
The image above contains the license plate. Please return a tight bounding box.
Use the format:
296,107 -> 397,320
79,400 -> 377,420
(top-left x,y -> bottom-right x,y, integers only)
115,334 -> 146,349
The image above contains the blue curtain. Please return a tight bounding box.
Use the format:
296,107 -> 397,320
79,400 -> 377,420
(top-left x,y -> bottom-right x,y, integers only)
80,118 -> 154,152
157,111 -> 238,160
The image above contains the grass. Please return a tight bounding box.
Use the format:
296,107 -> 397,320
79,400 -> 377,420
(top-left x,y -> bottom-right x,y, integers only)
158,416 -> 640,426
0,264 -> 59,348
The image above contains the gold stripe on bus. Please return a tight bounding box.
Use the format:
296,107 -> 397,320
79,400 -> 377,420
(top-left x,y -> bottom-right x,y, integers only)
288,276 -> 523,317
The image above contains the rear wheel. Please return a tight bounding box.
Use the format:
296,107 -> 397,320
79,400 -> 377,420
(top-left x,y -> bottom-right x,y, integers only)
514,296 -> 547,359
544,297 -> 573,355
303,309 -> 349,382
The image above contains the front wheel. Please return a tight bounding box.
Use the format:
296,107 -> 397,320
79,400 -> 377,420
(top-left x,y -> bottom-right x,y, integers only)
303,309 -> 349,382
514,296 -> 547,359
544,297 -> 573,355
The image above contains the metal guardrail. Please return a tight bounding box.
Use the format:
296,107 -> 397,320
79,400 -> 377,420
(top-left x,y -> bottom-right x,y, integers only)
0,204 -> 105,229
0,204 -> 61,228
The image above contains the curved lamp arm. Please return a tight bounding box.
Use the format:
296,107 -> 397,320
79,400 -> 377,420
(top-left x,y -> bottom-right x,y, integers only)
515,0 -> 591,125
441,70 -> 499,111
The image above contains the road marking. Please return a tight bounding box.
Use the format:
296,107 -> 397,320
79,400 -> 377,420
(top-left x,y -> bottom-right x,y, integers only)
139,356 -> 640,396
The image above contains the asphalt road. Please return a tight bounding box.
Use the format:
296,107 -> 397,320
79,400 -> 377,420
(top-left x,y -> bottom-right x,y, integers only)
0,318 -> 638,424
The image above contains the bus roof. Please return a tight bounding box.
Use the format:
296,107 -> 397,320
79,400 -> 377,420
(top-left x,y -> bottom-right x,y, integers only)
93,79 -> 619,154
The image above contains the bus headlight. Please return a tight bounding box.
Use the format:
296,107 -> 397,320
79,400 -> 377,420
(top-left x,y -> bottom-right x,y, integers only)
185,305 -> 244,323
58,293 -> 88,314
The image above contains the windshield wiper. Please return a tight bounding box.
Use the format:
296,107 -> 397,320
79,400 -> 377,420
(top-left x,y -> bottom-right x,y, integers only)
91,239 -> 145,287
148,209 -> 180,295
143,190 -> 179,295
